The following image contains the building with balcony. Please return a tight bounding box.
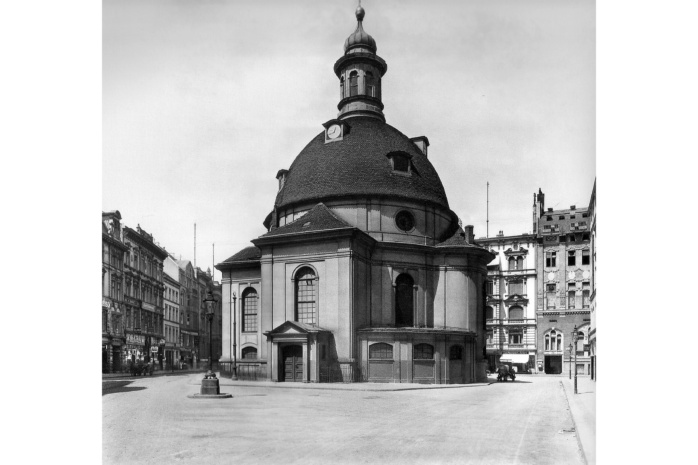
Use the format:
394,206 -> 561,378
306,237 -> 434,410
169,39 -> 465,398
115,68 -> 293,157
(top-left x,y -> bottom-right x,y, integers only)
102,211 -> 128,373
215,5 -> 493,385
163,256 -> 181,369
477,232 -> 537,372
534,190 -> 592,375
122,224 -> 167,367
195,267 -> 222,365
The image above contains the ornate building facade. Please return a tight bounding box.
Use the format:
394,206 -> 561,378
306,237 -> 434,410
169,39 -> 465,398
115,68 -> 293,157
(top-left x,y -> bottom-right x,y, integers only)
216,5 -> 493,384
122,225 -> 167,367
588,180 -> 597,380
534,190 -> 592,375
176,259 -> 199,368
477,232 -> 537,372
102,211 -> 128,373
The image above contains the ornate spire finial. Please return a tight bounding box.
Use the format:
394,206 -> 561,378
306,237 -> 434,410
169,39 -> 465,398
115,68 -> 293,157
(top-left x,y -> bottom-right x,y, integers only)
356,2 -> 365,22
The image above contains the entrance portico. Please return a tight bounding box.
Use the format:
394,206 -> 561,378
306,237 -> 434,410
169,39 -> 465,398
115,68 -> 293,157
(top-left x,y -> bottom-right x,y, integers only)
264,321 -> 331,383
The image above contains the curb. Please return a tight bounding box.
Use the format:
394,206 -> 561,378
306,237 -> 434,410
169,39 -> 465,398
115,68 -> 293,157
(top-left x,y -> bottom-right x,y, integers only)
559,380 -> 588,465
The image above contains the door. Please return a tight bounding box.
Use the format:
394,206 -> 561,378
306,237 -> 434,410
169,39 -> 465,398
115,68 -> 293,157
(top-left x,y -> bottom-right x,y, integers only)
545,355 -> 562,374
282,345 -> 303,382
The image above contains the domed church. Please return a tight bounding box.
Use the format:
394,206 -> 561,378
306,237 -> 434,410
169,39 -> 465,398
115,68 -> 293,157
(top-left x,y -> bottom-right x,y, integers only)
216,5 -> 494,384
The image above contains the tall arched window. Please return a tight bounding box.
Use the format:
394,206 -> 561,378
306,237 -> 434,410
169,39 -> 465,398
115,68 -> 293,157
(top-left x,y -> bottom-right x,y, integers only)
242,288 -> 258,332
295,267 -> 317,324
516,257 -> 524,269
340,76 -> 345,99
546,330 -> 563,352
365,71 -> 375,97
349,71 -> 358,96
395,273 -> 414,327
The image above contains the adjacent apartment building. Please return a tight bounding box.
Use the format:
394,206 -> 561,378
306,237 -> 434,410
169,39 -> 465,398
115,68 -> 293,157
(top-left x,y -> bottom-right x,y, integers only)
533,190 -> 592,375
477,232 -> 538,372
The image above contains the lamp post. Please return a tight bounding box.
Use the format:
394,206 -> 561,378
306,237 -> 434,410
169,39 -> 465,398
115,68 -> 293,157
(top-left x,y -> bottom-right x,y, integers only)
188,291 -> 231,398
232,292 -> 238,380
573,324 -> 578,394
568,343 -> 573,379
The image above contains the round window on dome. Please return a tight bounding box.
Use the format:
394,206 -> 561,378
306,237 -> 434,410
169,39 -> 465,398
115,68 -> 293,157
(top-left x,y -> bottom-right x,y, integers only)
395,210 -> 415,232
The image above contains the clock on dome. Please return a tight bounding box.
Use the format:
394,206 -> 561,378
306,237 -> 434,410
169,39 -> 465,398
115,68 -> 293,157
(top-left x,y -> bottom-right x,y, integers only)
322,119 -> 348,143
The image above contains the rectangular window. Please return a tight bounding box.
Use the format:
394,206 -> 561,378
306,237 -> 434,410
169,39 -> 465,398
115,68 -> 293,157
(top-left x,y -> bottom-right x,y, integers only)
509,280 -> 523,295
486,280 -> 494,296
509,331 -> 522,345
546,284 -> 556,309
486,330 -> 493,343
568,282 -> 576,309
582,282 -> 590,308
546,251 -> 557,268
582,249 -> 590,265
568,250 -> 576,266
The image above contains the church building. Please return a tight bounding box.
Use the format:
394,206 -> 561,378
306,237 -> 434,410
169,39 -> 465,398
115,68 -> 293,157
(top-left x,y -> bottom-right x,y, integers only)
216,5 -> 494,384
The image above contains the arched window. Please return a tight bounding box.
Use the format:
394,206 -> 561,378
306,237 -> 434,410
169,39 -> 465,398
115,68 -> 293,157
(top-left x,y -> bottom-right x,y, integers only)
241,347 -> 257,360
508,306 -> 524,320
516,257 -> 524,269
556,333 -> 562,351
242,288 -> 258,332
449,345 -> 463,360
369,343 -> 393,360
395,273 -> 414,327
340,76 -> 345,99
365,71 -> 375,97
295,267 -> 317,324
349,71 -> 358,96
545,334 -> 550,351
485,306 -> 494,320
546,330 -> 563,352
413,343 -> 434,360
509,257 -> 517,270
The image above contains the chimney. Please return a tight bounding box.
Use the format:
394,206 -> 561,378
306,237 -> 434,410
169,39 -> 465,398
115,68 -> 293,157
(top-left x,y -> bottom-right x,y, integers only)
547,208 -> 553,212
409,136 -> 430,157
463,225 -> 474,243
570,205 -> 576,210
497,230 -> 504,237
276,169 -> 289,191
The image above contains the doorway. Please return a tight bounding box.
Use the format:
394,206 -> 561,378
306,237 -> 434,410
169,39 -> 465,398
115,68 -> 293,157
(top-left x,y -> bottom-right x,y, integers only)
545,355 -> 562,374
282,345 -> 304,382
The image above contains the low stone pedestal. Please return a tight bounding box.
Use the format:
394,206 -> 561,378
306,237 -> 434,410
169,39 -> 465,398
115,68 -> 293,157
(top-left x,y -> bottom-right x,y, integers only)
187,375 -> 232,399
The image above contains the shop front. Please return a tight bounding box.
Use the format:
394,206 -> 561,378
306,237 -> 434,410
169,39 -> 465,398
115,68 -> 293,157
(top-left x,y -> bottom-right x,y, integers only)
124,332 -> 146,368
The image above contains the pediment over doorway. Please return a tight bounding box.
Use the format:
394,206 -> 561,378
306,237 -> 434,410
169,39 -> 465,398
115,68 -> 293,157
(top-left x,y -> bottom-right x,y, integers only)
264,320 -> 331,337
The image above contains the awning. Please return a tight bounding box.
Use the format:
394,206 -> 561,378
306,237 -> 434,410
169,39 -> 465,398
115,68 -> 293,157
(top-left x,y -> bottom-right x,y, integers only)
500,354 -> 531,364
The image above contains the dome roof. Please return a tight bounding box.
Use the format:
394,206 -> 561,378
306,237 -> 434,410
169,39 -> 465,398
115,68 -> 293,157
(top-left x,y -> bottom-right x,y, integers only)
273,117 -> 450,211
344,6 -> 377,53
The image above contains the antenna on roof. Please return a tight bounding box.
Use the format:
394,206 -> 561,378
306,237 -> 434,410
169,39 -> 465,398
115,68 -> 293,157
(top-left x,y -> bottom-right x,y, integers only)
486,182 -> 490,238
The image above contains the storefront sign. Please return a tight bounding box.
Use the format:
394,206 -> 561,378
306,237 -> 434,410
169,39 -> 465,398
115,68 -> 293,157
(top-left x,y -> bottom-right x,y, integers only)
125,296 -> 139,306
126,333 -> 145,345
142,302 -> 155,311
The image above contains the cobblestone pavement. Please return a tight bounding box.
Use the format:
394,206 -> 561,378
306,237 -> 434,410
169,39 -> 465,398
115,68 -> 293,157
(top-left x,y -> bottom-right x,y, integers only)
103,374 -> 586,465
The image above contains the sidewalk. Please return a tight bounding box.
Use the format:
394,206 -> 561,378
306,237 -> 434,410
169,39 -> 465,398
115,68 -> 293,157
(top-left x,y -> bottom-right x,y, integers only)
102,368 -> 205,380
560,375 -> 596,465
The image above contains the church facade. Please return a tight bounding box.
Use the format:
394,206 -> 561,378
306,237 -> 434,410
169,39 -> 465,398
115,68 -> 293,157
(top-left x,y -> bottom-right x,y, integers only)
216,5 -> 494,384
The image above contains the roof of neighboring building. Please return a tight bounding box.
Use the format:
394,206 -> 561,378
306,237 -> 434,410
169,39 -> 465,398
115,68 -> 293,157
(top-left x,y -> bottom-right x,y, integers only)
260,203 -> 354,238
219,246 -> 262,265
272,117 -> 450,212
437,226 -> 488,250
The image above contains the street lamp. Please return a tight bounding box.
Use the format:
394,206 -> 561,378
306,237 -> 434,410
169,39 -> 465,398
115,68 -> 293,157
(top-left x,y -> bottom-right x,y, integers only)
568,343 -> 573,380
573,324 -> 578,394
231,292 -> 238,380
188,290 -> 231,398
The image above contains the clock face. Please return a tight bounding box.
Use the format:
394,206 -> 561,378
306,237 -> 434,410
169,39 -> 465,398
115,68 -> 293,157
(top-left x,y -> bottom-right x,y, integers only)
327,124 -> 341,139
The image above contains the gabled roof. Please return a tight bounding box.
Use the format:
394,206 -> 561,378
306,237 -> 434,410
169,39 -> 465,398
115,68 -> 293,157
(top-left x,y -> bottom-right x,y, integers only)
264,320 -> 331,336
260,203 -> 353,238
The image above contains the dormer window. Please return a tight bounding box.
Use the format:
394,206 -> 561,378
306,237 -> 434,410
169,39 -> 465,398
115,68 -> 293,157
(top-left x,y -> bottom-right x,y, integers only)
387,151 -> 412,174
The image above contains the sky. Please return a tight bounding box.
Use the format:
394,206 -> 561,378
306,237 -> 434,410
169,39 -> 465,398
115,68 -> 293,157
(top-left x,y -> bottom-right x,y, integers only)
103,0 -> 595,282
